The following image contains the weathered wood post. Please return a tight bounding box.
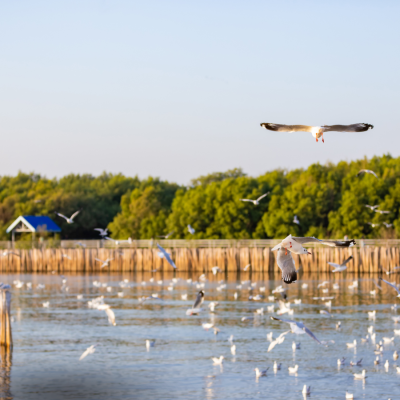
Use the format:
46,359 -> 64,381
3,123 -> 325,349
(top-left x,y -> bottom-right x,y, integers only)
0,284 -> 12,348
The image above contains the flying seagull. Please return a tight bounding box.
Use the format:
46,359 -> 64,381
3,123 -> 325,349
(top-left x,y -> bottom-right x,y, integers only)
328,256 -> 353,272
1,251 -> 20,257
273,246 -> 302,284
156,243 -> 177,269
79,344 -> 98,361
188,225 -> 195,235
240,192 -> 269,206
94,228 -> 108,237
186,290 -> 205,316
293,215 -> 300,225
382,222 -> 393,228
365,205 -> 379,211
157,231 -> 175,239
260,123 -> 373,143
95,258 -> 113,268
55,210 -> 81,224
379,278 -> 400,297
374,209 -> 390,214
272,234 -> 356,255
357,169 -> 378,178
271,316 -> 323,344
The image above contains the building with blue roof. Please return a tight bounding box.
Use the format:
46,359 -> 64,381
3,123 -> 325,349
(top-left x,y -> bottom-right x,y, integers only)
6,216 -> 61,242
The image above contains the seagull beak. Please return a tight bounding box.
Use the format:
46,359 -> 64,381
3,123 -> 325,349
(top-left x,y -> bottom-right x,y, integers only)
307,251 -> 311,255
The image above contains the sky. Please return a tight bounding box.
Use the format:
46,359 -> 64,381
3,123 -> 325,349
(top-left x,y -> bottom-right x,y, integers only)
1,1 -> 399,184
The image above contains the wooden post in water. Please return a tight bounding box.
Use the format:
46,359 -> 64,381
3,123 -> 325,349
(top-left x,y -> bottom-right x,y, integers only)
0,284 -> 12,348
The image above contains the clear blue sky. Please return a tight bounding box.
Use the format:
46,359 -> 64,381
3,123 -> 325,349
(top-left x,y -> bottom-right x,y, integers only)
1,1 -> 399,183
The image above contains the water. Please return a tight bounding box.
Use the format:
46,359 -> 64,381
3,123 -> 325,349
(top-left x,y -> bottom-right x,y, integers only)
2,272 -> 400,399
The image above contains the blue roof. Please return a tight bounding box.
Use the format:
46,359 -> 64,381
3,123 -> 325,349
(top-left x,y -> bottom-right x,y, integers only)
6,216 -> 61,233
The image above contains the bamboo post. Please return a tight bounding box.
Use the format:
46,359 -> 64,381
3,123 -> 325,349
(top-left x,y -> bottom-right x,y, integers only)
0,284 -> 12,348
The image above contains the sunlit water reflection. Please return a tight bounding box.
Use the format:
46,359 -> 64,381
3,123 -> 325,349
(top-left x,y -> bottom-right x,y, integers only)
3,271 -> 400,399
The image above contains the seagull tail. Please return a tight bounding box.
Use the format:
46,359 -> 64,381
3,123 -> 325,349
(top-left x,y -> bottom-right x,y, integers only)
271,244 -> 281,251
260,123 -> 279,131
282,270 -> 297,284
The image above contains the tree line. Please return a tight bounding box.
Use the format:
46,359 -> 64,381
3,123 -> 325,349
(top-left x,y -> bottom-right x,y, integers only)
1,154 -> 399,240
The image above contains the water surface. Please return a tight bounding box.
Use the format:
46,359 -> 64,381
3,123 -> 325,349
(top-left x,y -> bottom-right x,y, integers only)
2,271 -> 400,399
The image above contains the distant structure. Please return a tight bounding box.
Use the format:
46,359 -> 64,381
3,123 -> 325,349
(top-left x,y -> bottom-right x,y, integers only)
6,216 -> 61,243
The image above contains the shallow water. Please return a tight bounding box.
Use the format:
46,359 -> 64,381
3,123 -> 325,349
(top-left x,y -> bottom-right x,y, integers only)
2,271 -> 400,400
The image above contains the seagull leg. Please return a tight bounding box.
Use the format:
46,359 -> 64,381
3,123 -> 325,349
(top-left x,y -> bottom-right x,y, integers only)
316,138 -> 318,142
285,248 -> 288,255
290,242 -> 292,248
322,134 -> 325,143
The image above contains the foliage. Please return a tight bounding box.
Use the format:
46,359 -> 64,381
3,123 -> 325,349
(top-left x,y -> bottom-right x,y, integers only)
1,154 -> 400,240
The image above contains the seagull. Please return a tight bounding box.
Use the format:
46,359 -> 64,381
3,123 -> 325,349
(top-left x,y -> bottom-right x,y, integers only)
365,204 -> 379,211
353,370 -> 367,380
302,385 -> 311,396
292,341 -> 301,351
357,169 -> 378,178
266,332 -> 274,342
254,367 -> 269,378
240,192 -> 269,206
267,330 -> 290,352
273,247 -> 301,284
79,344 -> 97,361
328,256 -> 353,272
187,225 -> 195,235
368,222 -> 380,228
146,339 -> 156,351
202,322 -> 214,330
345,392 -> 354,399
62,253 -> 71,260
55,210 -> 81,224
231,345 -> 236,355
260,122 -> 373,143
94,228 -> 108,237
288,365 -> 299,374
271,317 -> 323,344
382,337 -> 394,344
1,251 -> 21,257
212,266 -> 221,275
320,310 -> 332,318
337,357 -> 346,366
157,231 -> 175,239
382,222 -> 393,228
243,264 -> 251,271
156,243 -> 177,269
272,235 -> 356,255
293,215 -> 300,225
379,278 -> 400,297
186,290 -> 204,315
385,360 -> 389,370
350,358 -> 362,366
317,281 -> 330,288
346,340 -> 357,349
104,308 -> 116,326
212,356 -> 224,365
42,301 -> 49,308
374,209 -> 390,214
95,258 -> 113,269
208,302 -> 218,312
273,361 -> 281,371
394,351 -> 399,360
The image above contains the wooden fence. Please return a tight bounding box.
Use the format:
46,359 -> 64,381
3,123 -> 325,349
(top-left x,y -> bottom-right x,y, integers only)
0,245 -> 399,273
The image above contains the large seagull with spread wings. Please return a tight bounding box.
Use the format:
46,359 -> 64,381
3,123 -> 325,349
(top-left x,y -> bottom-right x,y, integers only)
260,123 -> 373,143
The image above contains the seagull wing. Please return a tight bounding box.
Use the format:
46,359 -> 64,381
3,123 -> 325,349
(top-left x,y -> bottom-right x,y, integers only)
271,316 -> 297,324
303,325 -> 323,344
293,236 -> 356,247
357,169 -> 378,178
70,210 -> 81,220
192,291 -> 204,309
379,278 -> 400,295
95,258 -> 104,263
372,279 -> 382,290
276,248 -> 297,284
240,199 -> 253,202
322,123 -> 373,132
327,262 -> 340,268
105,308 -> 116,325
342,256 -> 353,265
156,243 -> 177,269
94,228 -> 104,233
55,212 -> 69,221
260,123 -> 313,132
256,192 -> 270,202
